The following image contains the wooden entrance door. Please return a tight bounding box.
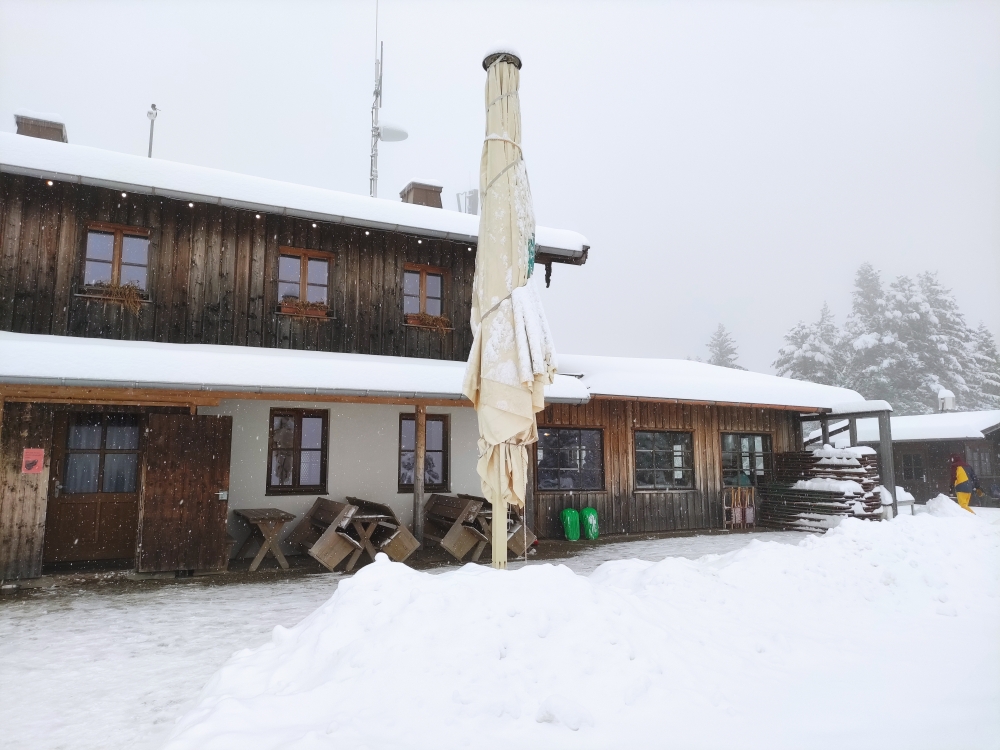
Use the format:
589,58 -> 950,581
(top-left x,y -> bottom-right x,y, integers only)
136,414 -> 232,573
44,412 -> 143,563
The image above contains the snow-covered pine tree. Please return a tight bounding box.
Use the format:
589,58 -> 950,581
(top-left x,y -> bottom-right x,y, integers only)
914,272 -> 973,410
772,303 -> 845,385
707,324 -> 745,369
969,323 -> 1000,409
879,274 -> 936,414
841,263 -> 897,407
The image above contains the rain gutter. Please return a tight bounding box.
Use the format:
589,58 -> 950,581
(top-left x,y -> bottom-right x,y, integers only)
0,375 -> 590,405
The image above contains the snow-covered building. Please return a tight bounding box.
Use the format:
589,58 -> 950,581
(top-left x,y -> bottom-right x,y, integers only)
808,410 -> 1000,503
0,130 -> 865,581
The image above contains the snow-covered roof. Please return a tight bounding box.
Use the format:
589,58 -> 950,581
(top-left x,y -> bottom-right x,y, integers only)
814,410 -> 1000,446
0,332 -> 589,404
558,354 -> 865,410
0,133 -> 587,260
829,400 -> 892,415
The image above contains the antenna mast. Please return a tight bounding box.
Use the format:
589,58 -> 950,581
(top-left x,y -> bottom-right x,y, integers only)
369,0 -> 382,198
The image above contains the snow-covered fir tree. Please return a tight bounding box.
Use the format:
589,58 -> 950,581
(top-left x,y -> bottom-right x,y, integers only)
841,263 -> 902,408
912,272 -> 973,410
969,323 -> 1000,409
777,263 -> 1000,415
772,303 -> 845,385
707,324 -> 744,369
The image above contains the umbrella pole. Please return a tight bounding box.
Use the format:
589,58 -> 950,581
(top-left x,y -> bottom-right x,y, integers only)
413,404 -> 426,545
492,446 -> 508,569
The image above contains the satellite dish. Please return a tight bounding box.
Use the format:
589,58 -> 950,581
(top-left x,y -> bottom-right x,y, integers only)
379,124 -> 408,142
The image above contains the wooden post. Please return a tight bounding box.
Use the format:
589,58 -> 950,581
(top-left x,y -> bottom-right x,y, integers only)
848,418 -> 858,448
524,445 -> 535,541
820,417 -> 830,447
413,404 -> 426,545
877,411 -> 897,517
492,446 -> 507,569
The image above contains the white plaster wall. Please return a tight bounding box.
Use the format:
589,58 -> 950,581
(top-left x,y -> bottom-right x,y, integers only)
198,400 -> 481,553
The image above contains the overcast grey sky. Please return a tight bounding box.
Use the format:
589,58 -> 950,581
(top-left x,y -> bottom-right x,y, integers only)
1,0 -> 998,371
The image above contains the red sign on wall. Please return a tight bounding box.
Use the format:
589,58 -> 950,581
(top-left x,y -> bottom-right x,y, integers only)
21,448 -> 44,474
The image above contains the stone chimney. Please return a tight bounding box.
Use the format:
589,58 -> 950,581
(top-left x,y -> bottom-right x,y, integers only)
399,181 -> 443,208
14,114 -> 68,143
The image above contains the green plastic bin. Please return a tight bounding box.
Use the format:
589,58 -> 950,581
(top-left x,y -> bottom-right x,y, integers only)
581,507 -> 599,540
560,508 -> 581,541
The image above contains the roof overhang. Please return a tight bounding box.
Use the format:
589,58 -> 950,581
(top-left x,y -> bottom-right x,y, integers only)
0,134 -> 588,264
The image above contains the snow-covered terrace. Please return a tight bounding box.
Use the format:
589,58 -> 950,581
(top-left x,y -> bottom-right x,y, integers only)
0,132 -> 587,260
813,409 -> 1000,447
558,353 -> 865,411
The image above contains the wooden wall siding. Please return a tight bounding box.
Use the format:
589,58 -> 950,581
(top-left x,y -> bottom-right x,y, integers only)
0,174 -> 475,360
534,399 -> 801,538
0,402 -> 55,580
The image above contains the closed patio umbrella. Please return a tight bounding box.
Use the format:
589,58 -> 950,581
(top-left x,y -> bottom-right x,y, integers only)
463,51 -> 557,569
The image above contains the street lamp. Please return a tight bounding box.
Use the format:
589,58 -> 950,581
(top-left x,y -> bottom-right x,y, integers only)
147,104 -> 159,158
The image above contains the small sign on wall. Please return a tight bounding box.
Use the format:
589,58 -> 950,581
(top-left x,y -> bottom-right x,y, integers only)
21,448 -> 44,474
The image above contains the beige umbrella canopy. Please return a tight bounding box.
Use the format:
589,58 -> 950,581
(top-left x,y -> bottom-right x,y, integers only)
462,51 -> 557,569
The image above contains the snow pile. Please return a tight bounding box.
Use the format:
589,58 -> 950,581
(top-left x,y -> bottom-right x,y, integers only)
166,511 -> 1000,750
791,477 -> 865,495
926,493 -> 972,517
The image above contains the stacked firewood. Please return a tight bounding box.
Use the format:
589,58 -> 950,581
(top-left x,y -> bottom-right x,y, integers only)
757,447 -> 883,531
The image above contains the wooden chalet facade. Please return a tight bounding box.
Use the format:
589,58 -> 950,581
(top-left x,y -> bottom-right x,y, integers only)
0,131 -> 867,583
0,173 -> 478,360
0,132 -> 589,581
532,399 -> 802,539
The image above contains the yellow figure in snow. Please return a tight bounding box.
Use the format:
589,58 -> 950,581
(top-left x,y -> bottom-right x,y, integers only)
948,454 -> 983,513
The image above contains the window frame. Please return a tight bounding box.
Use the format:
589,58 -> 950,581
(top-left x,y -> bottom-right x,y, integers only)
277,246 -> 334,312
81,221 -> 152,294
403,263 -> 448,321
633,430 -> 695,491
721,432 -> 774,487
63,412 -> 144,496
900,452 -> 925,482
265,408 -> 330,496
397,413 -> 450,493
534,426 -> 606,493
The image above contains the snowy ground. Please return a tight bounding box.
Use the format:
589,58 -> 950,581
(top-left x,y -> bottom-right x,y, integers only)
2,510 -> 998,750
0,530 -> 801,750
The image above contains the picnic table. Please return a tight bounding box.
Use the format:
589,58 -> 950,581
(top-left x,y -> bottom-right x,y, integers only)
233,507 -> 297,571
423,493 -> 536,562
286,496 -> 419,572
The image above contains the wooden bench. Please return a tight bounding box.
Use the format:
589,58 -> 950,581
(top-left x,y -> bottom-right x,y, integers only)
286,497 -> 359,572
457,494 -> 538,561
424,494 -> 488,561
346,497 -> 420,568
233,508 -> 298,571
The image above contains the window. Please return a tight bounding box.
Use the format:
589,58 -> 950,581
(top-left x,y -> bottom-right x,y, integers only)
64,414 -> 141,494
901,453 -> 925,482
635,431 -> 694,490
398,414 -> 449,492
968,447 -> 994,478
278,247 -> 331,307
721,433 -> 772,487
267,409 -> 328,494
536,428 -> 604,491
403,264 -> 445,318
83,223 -> 150,291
